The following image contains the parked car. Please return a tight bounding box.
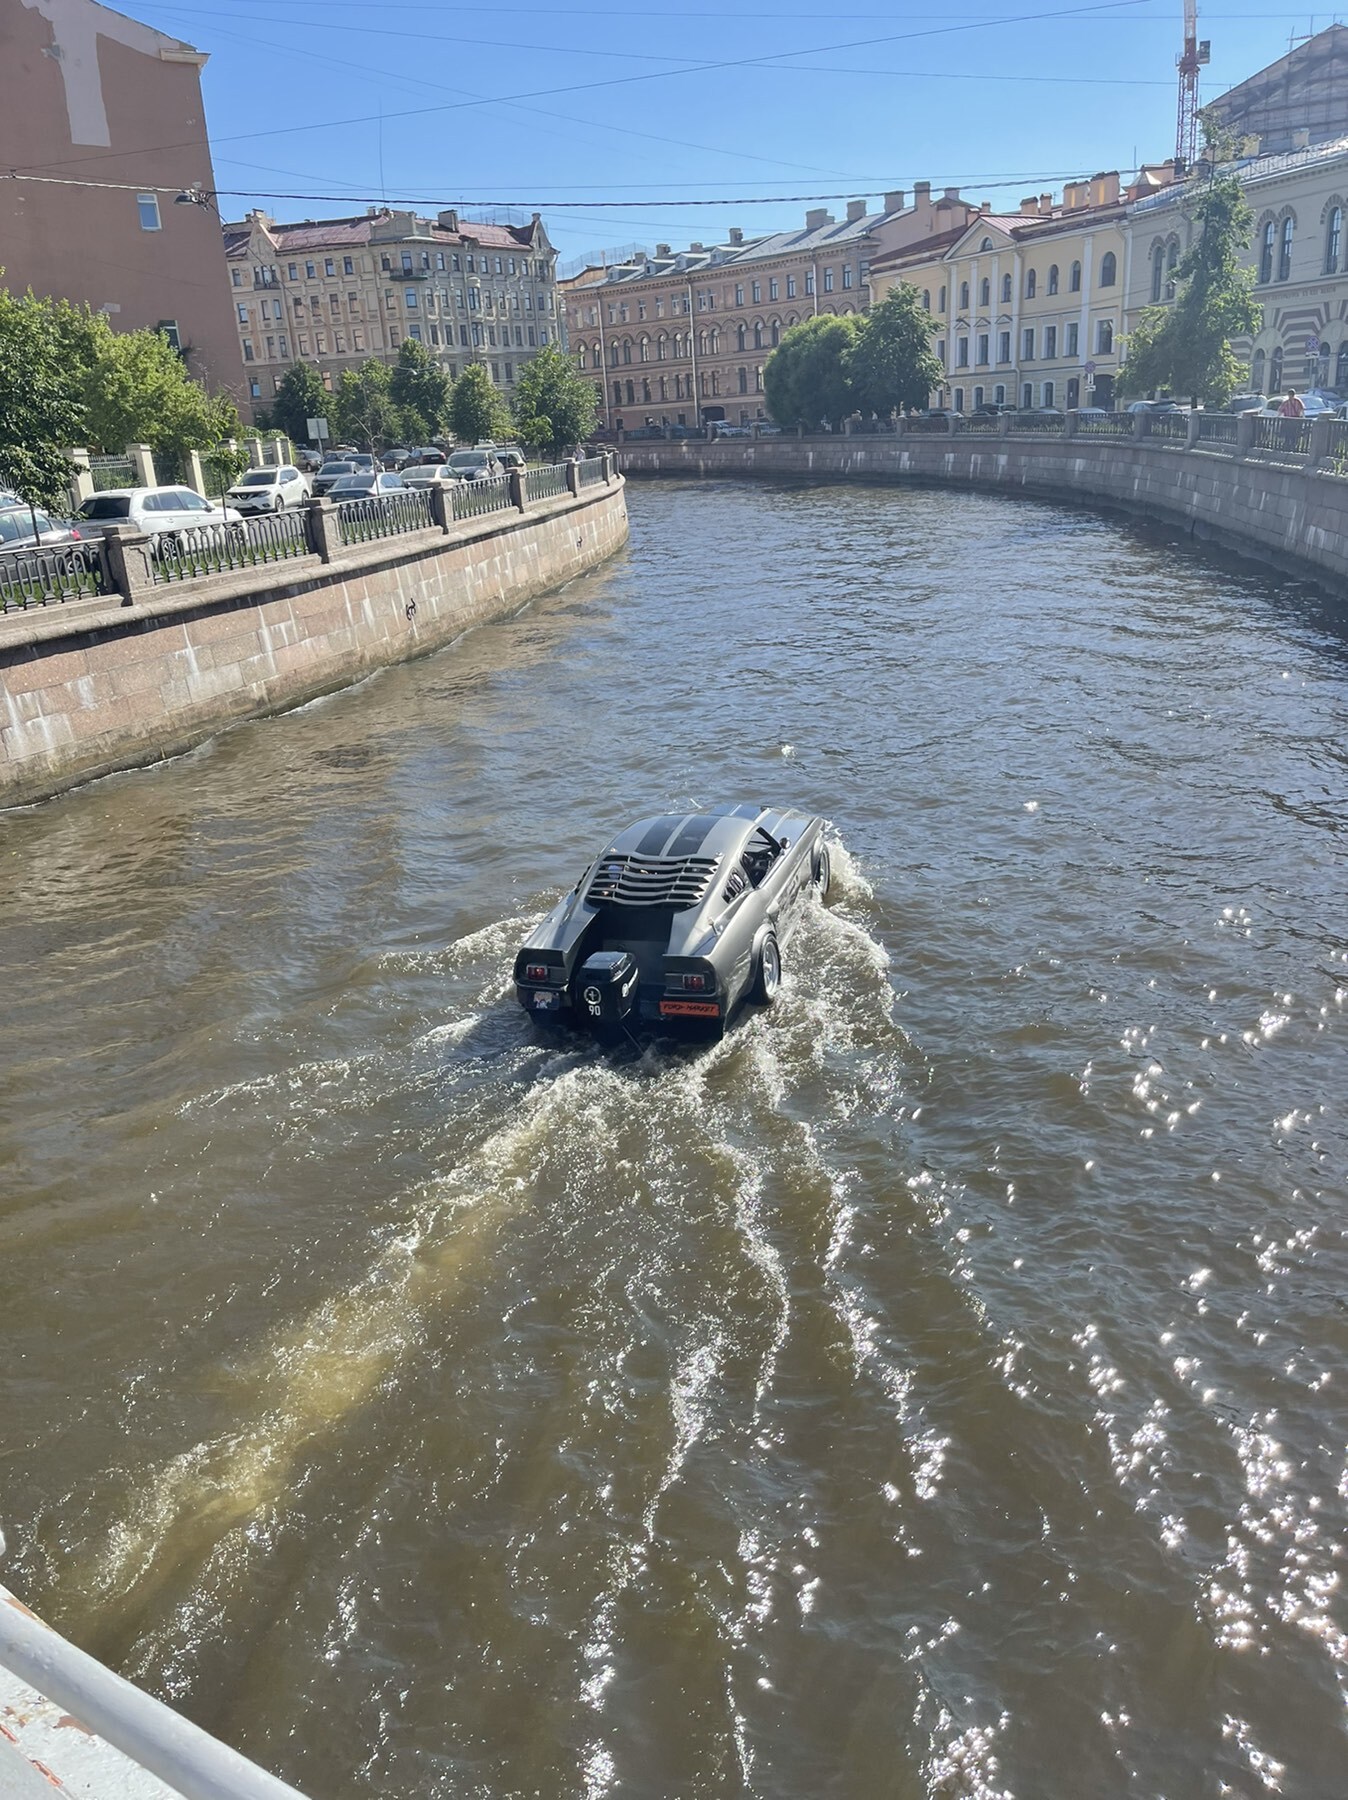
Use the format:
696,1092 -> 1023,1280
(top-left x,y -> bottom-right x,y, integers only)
971,403 -> 1015,418
225,466 -> 310,514
1225,394 -> 1264,414
327,471 -> 406,501
1125,398 -> 1187,415
76,487 -> 241,537
405,445 -> 448,467
513,804 -> 832,1042
312,460 -> 359,496
446,449 -> 501,481
381,447 -> 412,470
710,421 -> 751,438
295,448 -> 324,473
345,453 -> 377,472
492,446 -> 527,471
1074,406 -> 1110,419
752,421 -> 783,435
400,464 -> 462,490
1256,396 -> 1335,417
0,505 -> 83,552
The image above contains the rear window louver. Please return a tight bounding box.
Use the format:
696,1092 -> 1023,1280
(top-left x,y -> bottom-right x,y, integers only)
587,853 -> 720,908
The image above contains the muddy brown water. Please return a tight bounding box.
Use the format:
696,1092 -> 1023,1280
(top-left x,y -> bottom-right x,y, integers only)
2,480 -> 1347,1798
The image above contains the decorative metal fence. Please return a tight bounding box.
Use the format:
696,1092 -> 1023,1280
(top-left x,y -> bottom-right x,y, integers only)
149,511 -> 311,584
336,488 -> 434,547
1196,414 -> 1240,445
1149,414 -> 1190,442
1075,413 -> 1134,437
1252,415 -> 1314,456
1324,419 -> 1348,471
959,416 -> 1002,435
578,457 -> 608,487
903,417 -> 951,435
1009,413 -> 1067,434
89,455 -> 135,492
452,473 -> 514,521
0,540 -> 111,613
525,464 -> 568,504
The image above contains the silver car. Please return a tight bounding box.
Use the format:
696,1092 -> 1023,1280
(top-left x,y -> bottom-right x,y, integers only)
514,805 -> 832,1040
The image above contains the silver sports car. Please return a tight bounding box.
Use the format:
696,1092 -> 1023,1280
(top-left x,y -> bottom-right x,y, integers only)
513,804 -> 832,1039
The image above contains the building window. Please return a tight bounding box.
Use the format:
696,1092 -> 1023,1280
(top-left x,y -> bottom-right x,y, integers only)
1022,382 -> 1033,407
1001,274 -> 1011,303
842,266 -> 853,289
324,258 -> 335,276
959,280 -> 969,309
973,386 -> 984,409
1338,342 -> 1348,390
1152,246 -> 1165,302
405,288 -> 418,309
158,319 -> 181,351
1166,240 -> 1179,299
242,339 -> 255,362
1279,215 -> 1294,280
735,285 -> 745,305
136,193 -> 161,231
1070,260 -> 1082,293
994,384 -> 1006,404
957,337 -> 969,367
1259,220 -> 1275,283
998,330 -> 1010,362
1326,207 -> 1343,273
1047,264 -> 1059,295
1096,320 -> 1114,354
823,268 -> 834,293
977,333 -> 989,364
1099,251 -> 1117,287
1251,347 -> 1266,392
805,271 -> 815,295
1022,327 -> 1035,359
738,367 -> 748,392
231,268 -> 243,289
237,302 -> 249,324
306,261 -> 316,279
953,387 -> 964,413
1044,325 -> 1057,358
287,263 -> 298,281
752,280 -> 762,302
979,277 -> 990,307
769,278 -> 779,300
354,329 -> 365,352
344,256 -> 355,275
1043,380 -> 1054,407
1065,322 -> 1079,356
249,380 -> 260,399
1025,268 -> 1036,299
1270,344 -> 1284,390
786,275 -> 796,298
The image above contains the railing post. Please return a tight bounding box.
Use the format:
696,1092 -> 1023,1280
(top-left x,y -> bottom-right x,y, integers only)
508,467 -> 527,512
1064,409 -> 1080,439
68,448 -> 94,512
945,412 -> 959,436
127,442 -> 157,487
306,494 -> 341,563
1309,413 -> 1333,463
997,412 -> 1012,440
566,457 -> 581,496
604,449 -> 616,483
1131,411 -> 1151,440
101,523 -> 154,605
428,481 -> 453,534
1186,410 -> 1203,449
1236,409 -> 1257,454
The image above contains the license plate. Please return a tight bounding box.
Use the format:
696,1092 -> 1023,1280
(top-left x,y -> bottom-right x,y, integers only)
531,989 -> 560,1010
660,999 -> 720,1018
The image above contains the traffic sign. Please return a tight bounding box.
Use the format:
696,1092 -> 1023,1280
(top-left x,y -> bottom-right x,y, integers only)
307,416 -> 330,441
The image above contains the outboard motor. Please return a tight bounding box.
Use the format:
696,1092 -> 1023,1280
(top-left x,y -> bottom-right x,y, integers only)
575,950 -> 639,1033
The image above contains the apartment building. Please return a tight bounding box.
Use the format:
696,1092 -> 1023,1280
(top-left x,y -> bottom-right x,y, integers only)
562,186 -> 979,429
0,0 -> 243,397
872,172 -> 1159,412
224,207 -> 560,422
1122,135 -> 1348,399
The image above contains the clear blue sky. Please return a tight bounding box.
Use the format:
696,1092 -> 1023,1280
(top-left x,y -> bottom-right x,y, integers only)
130,0 -> 1333,265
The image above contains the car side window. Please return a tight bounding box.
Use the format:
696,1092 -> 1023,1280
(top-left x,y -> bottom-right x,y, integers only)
179,491 -> 210,510
141,493 -> 167,512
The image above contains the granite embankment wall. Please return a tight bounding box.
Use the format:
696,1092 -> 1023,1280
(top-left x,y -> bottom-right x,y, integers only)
617,435 -> 1348,590
0,478 -> 628,807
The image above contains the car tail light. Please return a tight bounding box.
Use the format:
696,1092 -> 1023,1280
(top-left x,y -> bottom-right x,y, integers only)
525,963 -> 551,983
682,973 -> 707,992
68,527 -> 81,540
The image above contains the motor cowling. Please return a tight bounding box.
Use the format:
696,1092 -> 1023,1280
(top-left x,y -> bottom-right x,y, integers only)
576,950 -> 639,1028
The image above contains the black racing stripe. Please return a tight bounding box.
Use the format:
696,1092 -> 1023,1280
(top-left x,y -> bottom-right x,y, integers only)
667,815 -> 717,858
635,815 -> 685,856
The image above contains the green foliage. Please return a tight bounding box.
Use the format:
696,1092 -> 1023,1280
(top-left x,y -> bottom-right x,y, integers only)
390,339 -> 453,441
268,363 -> 331,444
848,284 -> 944,417
511,345 -> 598,455
1117,165 -> 1261,407
201,441 -> 250,500
0,285 -> 88,510
331,360 -> 404,450
763,314 -> 864,429
449,362 -> 510,445
84,324 -> 239,461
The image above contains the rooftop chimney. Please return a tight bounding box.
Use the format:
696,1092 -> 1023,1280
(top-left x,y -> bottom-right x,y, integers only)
942,186 -> 961,201
728,226 -> 744,245
805,207 -> 832,229
689,241 -> 704,252
846,199 -> 866,222
884,189 -> 906,212
1292,127 -> 1311,149
1020,196 -> 1040,216
914,180 -> 932,204
656,243 -> 671,256
437,208 -> 459,232
1039,193 -> 1053,213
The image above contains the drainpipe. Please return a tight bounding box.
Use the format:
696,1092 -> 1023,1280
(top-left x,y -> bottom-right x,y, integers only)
687,281 -> 701,426
597,290 -> 612,430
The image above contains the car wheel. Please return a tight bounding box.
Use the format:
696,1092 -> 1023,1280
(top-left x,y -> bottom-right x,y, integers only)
812,844 -> 832,901
273,496 -> 284,511
750,931 -> 781,1005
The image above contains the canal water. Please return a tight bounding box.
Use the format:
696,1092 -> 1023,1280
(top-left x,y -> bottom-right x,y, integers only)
2,480 -> 1346,1799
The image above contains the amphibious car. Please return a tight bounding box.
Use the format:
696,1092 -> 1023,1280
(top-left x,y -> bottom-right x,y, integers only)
513,805 -> 831,1039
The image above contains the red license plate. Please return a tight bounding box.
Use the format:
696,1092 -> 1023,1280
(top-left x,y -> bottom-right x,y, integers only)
660,999 -> 720,1018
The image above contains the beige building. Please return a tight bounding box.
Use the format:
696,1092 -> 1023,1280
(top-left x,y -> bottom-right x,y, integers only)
0,0 -> 243,398
871,172 -> 1163,411
561,185 -> 980,429
1122,134 -> 1348,399
223,208 -> 560,423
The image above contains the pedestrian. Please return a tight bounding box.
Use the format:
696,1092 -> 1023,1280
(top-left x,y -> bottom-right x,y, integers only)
1278,389 -> 1306,418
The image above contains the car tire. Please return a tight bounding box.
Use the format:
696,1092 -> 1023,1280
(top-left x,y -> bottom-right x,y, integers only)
750,931 -> 781,1006
273,496 -> 284,512
812,844 -> 832,901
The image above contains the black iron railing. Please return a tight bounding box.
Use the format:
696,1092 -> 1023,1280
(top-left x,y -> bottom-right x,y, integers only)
904,417 -> 951,435
578,456 -> 608,487
1075,414 -> 1134,437
0,539 -> 112,613
1196,414 -> 1240,445
1009,413 -> 1067,434
960,416 -> 1002,434
451,474 -> 514,521
1252,414 -> 1313,456
1149,414 -> 1190,442
336,489 -> 434,547
525,464 -> 567,503
149,510 -> 310,584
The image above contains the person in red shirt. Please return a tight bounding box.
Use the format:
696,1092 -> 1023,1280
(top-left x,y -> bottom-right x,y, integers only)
1278,389 -> 1306,418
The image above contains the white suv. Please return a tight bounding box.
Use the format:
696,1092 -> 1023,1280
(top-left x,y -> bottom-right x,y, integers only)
225,466 -> 310,514
77,486 -> 242,536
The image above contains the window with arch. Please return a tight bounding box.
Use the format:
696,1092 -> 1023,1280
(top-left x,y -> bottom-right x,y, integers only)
980,237 -> 992,251
1151,245 -> 1165,303
1270,344 -> 1283,391
609,342 -> 619,366
1096,320 -> 1114,354
1070,260 -> 1082,293
639,336 -> 650,363
1259,219 -> 1275,283
1165,240 -> 1179,299
979,277 -> 990,307
922,288 -> 931,310
1251,347 -> 1266,392
770,320 -> 780,346
753,321 -> 763,349
1001,273 -> 1012,303
736,322 -> 747,351
959,280 -> 970,309
710,328 -> 720,353
1025,268 -> 1037,298
787,313 -> 798,328
1279,215 -> 1294,280
1339,343 -> 1348,390
939,285 -> 947,311
1326,206 -> 1343,273
657,333 -> 667,361
1047,264 -> 1059,295
1099,251 -> 1117,287
623,340 -> 633,364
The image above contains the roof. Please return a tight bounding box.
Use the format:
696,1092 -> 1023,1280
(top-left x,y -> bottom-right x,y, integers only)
870,223 -> 981,273
1128,132 -> 1348,218
222,211 -> 541,260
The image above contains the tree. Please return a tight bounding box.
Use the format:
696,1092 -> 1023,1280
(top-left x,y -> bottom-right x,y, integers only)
331,360 -> 404,450
269,363 -> 332,446
0,286 -> 88,511
511,345 -> 598,455
390,339 -> 453,441
763,315 -> 864,429
83,324 -> 239,462
449,362 -> 510,445
849,283 -> 944,417
201,441 -> 250,502
1117,138 -> 1260,408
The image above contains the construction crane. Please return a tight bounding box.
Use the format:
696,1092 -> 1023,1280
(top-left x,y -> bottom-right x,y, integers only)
1175,0 -> 1211,172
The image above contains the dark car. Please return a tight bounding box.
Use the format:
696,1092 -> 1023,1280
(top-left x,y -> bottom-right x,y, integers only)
381,448 -> 412,470
0,505 -> 83,552
513,805 -> 832,1041
328,471 -> 407,501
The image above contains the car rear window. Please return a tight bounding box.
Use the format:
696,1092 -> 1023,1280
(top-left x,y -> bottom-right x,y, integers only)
78,495 -> 132,519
